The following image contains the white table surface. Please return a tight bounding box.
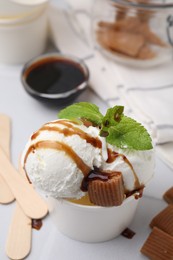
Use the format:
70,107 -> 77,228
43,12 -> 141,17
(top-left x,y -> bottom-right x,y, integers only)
0,62 -> 173,260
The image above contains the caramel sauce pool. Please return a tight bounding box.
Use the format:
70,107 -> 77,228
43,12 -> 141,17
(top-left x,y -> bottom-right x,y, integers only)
68,195 -> 95,206
24,58 -> 86,94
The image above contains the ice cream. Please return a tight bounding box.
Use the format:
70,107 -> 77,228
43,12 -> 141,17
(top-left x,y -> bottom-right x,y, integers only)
22,119 -> 104,199
22,106 -> 154,206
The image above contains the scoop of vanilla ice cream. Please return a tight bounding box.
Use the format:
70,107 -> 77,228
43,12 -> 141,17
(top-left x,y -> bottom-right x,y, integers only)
22,119 -> 154,200
22,119 -> 105,199
101,144 -> 155,193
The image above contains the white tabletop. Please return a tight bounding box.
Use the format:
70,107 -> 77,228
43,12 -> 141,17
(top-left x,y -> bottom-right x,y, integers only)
0,62 -> 173,260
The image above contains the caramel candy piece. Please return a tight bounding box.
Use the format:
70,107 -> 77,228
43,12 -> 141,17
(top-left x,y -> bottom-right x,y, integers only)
116,7 -> 127,21
88,172 -> 124,207
98,21 -> 117,31
98,17 -> 167,48
115,18 -> 166,47
111,2 -> 128,21
98,17 -> 141,34
114,17 -> 142,33
141,227 -> 173,260
150,205 -> 173,236
142,24 -> 167,47
163,187 -> 173,204
99,17 -> 143,35
97,29 -> 145,57
121,228 -> 136,239
137,45 -> 156,60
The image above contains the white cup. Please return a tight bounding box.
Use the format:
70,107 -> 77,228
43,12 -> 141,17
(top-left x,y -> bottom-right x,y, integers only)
47,195 -> 139,243
0,1 -> 49,64
0,0 -> 48,18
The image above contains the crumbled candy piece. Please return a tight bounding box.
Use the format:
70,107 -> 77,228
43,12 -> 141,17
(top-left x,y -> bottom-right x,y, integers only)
121,228 -> 136,239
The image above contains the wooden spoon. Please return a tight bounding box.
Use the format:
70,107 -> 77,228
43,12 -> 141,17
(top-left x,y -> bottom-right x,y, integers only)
0,114 -> 14,204
0,146 -> 48,219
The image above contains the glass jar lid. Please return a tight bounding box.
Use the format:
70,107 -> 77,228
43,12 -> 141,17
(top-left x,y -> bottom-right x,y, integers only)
111,0 -> 173,9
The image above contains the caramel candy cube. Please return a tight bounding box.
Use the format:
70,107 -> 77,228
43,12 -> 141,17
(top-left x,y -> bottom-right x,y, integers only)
88,172 -> 124,207
163,187 -> 173,204
150,205 -> 173,236
114,16 -> 142,33
97,29 -> 145,57
141,227 -> 173,260
137,45 -> 156,60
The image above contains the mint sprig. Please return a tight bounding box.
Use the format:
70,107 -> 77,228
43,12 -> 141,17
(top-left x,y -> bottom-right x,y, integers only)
105,116 -> 153,150
58,102 -> 103,126
58,102 -> 153,150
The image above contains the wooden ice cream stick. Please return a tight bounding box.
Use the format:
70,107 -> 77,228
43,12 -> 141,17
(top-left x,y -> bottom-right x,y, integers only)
0,146 -> 48,219
6,164 -> 32,260
0,114 -> 10,156
0,115 -> 31,259
0,114 -> 14,204
6,203 -> 32,260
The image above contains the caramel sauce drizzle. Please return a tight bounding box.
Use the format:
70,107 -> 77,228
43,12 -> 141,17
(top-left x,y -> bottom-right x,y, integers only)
107,149 -> 141,190
31,120 -> 102,149
125,186 -> 144,199
52,120 -> 78,127
24,140 -> 90,177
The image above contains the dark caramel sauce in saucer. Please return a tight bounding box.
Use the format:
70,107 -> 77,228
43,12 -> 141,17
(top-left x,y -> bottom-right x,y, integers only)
25,58 -> 86,94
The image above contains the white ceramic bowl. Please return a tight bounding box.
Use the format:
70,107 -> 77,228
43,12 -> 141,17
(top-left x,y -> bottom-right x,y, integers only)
0,8 -> 48,64
47,195 -> 139,243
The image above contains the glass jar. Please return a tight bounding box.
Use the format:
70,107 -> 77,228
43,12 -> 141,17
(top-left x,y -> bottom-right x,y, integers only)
92,0 -> 173,67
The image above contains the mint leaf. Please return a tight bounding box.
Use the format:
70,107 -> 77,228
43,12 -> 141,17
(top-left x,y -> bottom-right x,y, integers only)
100,106 -> 124,136
58,102 -> 103,125
58,102 -> 153,151
103,106 -> 124,125
106,116 -> 153,150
